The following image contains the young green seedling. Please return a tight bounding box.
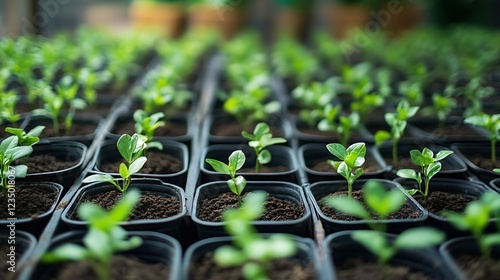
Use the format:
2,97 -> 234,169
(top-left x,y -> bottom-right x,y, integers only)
318,105 -> 360,147
375,100 -> 420,164
82,134 -> 147,194
396,148 -> 454,202
5,126 -> 45,163
215,191 -> 297,280
242,123 -> 287,173
292,80 -> 337,127
133,109 -> 165,152
432,93 -> 457,129
445,192 -> 500,263
206,150 -> 247,205
0,136 -> 33,197
0,91 -> 20,126
464,113 -> 500,164
42,189 -> 143,280
326,142 -> 366,198
351,228 -> 444,279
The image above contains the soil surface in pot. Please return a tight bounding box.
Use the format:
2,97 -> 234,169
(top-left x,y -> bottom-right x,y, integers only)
0,185 -> 58,219
50,255 -> 169,280
78,103 -> 112,116
20,154 -> 79,173
414,192 -> 474,217
309,156 -> 381,173
319,189 -> 422,221
452,253 -> 500,280
38,122 -> 97,138
112,120 -> 187,137
198,192 -> 304,222
99,151 -> 183,174
75,190 -> 180,221
190,251 -> 315,280
465,154 -> 500,170
413,123 -> 481,137
336,258 -> 433,280
297,125 -> 365,139
238,165 -> 289,173
211,120 -> 284,137
384,157 -> 456,171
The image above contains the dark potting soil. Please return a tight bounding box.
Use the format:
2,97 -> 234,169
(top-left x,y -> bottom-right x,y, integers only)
415,123 -> 481,137
39,122 -> 97,138
211,120 -> 284,137
467,154 -> 500,170
0,185 -> 58,219
76,190 -> 180,221
198,192 -> 305,222
319,189 -> 422,221
336,258 -> 434,280
22,154 -> 79,173
239,165 -> 289,173
384,157 -> 456,171
452,253 -> 500,280
297,125 -> 365,139
414,191 -> 474,217
310,156 -> 381,173
78,103 -> 112,116
112,121 -> 187,137
50,254 -> 169,280
99,151 -> 183,174
189,251 -> 315,280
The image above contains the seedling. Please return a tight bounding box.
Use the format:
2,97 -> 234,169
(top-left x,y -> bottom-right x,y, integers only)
326,142 -> 366,198
464,113 -> 500,164
375,100 -> 419,164
445,192 -> 500,263
494,169 -> 500,173
215,191 -> 297,280
324,180 -> 406,232
431,93 -> 457,129
318,105 -> 360,147
133,109 -> 164,152
82,134 -> 147,194
242,123 -> 287,173
42,189 -> 143,280
292,80 -> 336,127
0,136 -> 33,197
206,150 -> 247,205
0,91 -> 20,126
396,148 -> 454,202
5,126 -> 44,163
78,67 -> 110,105
398,81 -> 423,106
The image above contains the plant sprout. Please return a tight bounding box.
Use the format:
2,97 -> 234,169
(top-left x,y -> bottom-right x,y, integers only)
292,80 -> 337,127
42,189 -> 143,280
133,109 -> 165,152
431,92 -> 457,129
396,148 -> 454,202
5,126 -> 44,163
215,191 -> 297,280
318,105 -> 360,147
0,91 -> 20,126
206,150 -> 247,205
326,142 -> 366,198
83,134 -> 147,194
464,113 -> 500,164
0,136 -> 33,197
375,100 -> 419,164
242,123 -> 287,173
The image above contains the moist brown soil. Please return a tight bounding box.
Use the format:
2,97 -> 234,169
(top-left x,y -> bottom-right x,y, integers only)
21,154 -> 79,173
452,254 -> 500,280
75,189 -> 180,221
111,120 -> 187,137
0,185 -> 58,219
384,157 -> 456,171
15,103 -> 37,114
466,154 -> 500,170
99,151 -> 183,174
38,122 -> 97,138
297,125 -> 364,139
78,103 -> 113,116
50,254 -> 169,280
239,166 -> 288,173
211,120 -> 284,137
189,251 -> 315,280
336,258 -> 434,280
198,192 -> 305,222
319,189 -> 422,221
414,191 -> 475,217
414,123 -> 483,137
0,245 -> 18,280
309,156 -> 381,173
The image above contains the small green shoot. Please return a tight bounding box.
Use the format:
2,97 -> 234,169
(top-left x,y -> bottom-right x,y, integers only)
464,113 -> 500,164
0,136 -> 33,197
318,105 -> 360,147
206,150 -> 247,205
375,100 -> 419,164
5,126 -> 44,163
242,123 -> 287,173
326,142 -> 366,198
42,189 -> 143,280
83,134 -> 147,194
215,191 -> 297,280
396,148 -> 454,202
133,109 -> 165,151
432,93 -> 457,129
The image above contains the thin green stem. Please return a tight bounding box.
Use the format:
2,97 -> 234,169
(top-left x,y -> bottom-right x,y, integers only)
347,180 -> 353,198
52,116 -> 59,137
91,259 -> 111,280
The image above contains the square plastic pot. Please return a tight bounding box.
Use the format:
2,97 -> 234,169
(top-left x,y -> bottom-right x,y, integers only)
192,181 -> 312,239
306,179 -> 428,234
0,230 -> 37,270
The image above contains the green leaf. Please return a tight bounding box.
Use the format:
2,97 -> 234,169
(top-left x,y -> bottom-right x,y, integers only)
426,162 -> 442,179
241,131 -> 256,141
82,174 -> 115,184
374,130 -> 391,146
268,235 -> 297,258
406,189 -> 419,195
394,227 -> 445,249
214,246 -> 247,267
410,149 -> 424,166
13,165 -> 28,178
352,168 -> 364,181
325,196 -> 370,220
108,189 -> 141,223
229,150 -> 246,171
117,134 -> 133,162
77,203 -> 107,223
206,159 -> 230,174
253,122 -> 270,138
257,149 -> 271,165
128,156 -> 147,174
396,169 -> 418,180
352,231 -> 392,262
483,233 -> 500,248
119,163 -> 129,179
364,180 -> 405,218
326,143 -> 347,160
146,141 -> 163,151
84,229 -> 111,261
4,127 -> 23,138
8,146 -> 33,161
42,244 -> 88,263
0,136 -> 18,152
263,137 -> 287,146
337,161 -> 350,180
233,175 -> 247,195
435,150 -> 454,161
